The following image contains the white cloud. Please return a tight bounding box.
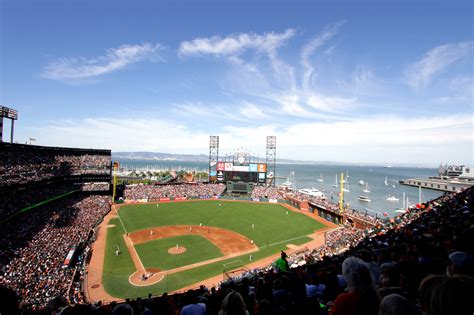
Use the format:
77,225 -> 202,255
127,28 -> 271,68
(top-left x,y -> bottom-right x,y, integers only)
307,94 -> 357,113
178,29 -> 295,57
405,41 -> 473,91
22,113 -> 473,164
42,43 -> 164,80
239,103 -> 265,119
301,20 -> 345,90
28,117 -> 209,152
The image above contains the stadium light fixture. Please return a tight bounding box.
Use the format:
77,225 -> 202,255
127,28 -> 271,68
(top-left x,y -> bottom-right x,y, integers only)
0,105 -> 19,143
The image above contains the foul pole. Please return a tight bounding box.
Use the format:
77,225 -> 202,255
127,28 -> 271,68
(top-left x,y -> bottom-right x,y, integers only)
112,162 -> 119,202
339,172 -> 344,211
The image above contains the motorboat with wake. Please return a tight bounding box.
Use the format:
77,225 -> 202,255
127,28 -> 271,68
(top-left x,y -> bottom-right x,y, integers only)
357,195 -> 371,202
298,187 -> 326,198
386,195 -> 399,202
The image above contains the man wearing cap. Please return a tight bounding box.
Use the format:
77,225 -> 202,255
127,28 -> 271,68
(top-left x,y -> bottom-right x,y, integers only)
447,251 -> 474,277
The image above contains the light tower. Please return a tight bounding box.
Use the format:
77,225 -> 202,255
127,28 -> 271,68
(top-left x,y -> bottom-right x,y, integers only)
209,136 -> 219,181
0,106 -> 18,143
266,136 -> 276,186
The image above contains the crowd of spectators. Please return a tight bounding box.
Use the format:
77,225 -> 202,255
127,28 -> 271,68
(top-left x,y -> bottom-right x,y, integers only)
79,182 -> 110,191
124,183 -> 226,200
217,187 -> 474,314
284,190 -> 385,226
0,144 -> 111,186
56,186 -> 468,315
251,186 -> 282,199
0,194 -> 110,310
0,183 -> 77,220
1,183 -> 472,314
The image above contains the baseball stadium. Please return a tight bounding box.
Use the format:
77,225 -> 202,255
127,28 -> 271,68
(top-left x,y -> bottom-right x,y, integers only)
0,109 -> 473,314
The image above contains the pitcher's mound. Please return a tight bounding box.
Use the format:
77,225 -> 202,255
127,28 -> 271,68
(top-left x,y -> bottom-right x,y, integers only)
168,246 -> 186,254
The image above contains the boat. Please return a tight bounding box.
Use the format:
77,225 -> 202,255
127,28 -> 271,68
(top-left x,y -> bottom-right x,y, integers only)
363,182 -> 370,193
358,196 -> 371,202
279,179 -> 293,190
392,184 -> 396,188
358,180 -> 365,186
332,174 -> 338,188
342,177 -> 350,192
317,174 -> 324,182
384,177 -> 388,186
395,193 -> 406,213
386,195 -> 399,202
298,188 -> 326,199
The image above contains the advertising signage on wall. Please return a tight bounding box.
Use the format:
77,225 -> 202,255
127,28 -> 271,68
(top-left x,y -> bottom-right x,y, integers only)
224,163 -> 233,171
258,164 -> 267,172
249,164 -> 258,172
232,165 -> 249,172
258,172 -> 266,183
216,162 -> 225,171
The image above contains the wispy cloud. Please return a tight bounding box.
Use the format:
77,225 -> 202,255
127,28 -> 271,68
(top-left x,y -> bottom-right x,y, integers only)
178,29 -> 295,57
405,41 -> 473,91
42,43 -> 164,81
239,102 -> 265,119
301,20 -> 346,90
307,94 -> 358,113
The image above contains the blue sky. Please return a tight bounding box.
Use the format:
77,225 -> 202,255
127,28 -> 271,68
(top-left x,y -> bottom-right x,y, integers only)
1,0 -> 473,165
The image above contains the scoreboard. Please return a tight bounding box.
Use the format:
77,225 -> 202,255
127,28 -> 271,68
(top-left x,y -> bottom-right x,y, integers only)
210,162 -> 269,184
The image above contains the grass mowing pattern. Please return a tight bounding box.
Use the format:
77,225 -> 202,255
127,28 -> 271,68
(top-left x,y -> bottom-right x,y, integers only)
134,235 -> 223,270
102,200 -> 324,298
118,200 -> 323,246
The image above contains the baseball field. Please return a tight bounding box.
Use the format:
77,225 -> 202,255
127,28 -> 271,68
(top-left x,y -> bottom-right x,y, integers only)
88,200 -> 328,300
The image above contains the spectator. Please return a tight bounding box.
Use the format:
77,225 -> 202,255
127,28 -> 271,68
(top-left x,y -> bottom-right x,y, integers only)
418,274 -> 474,315
219,290 -> 249,315
181,290 -> 206,315
329,257 -> 380,315
274,251 -> 290,273
378,294 -> 417,315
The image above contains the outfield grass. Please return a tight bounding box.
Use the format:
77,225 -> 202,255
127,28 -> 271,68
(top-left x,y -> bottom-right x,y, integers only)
118,200 -> 323,246
134,235 -> 223,270
102,200 -> 325,298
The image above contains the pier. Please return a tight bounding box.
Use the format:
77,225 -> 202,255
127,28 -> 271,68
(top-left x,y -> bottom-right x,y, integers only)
399,178 -> 473,192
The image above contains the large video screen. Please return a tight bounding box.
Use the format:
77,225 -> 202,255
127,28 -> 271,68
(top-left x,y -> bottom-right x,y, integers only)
224,171 -> 258,183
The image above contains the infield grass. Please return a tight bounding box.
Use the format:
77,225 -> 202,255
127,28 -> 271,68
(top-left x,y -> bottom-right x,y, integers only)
134,235 -> 223,270
102,200 -> 325,298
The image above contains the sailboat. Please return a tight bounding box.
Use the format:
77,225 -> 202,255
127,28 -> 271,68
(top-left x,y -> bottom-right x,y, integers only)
384,177 -> 388,186
332,175 -> 338,188
395,193 -> 407,213
317,173 -> 324,182
363,182 -> 370,193
343,177 -> 350,192
418,185 -> 424,204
